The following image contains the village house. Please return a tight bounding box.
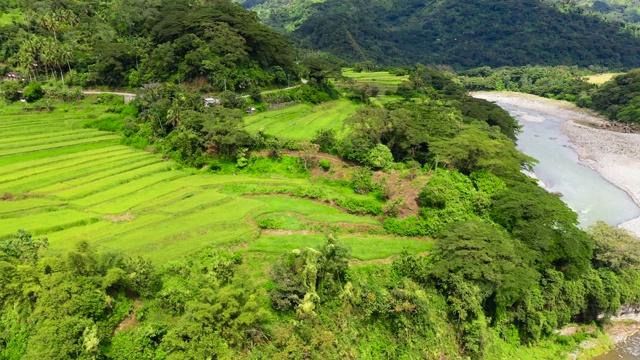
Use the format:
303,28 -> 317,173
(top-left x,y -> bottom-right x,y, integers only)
5,72 -> 25,82
203,98 -> 221,107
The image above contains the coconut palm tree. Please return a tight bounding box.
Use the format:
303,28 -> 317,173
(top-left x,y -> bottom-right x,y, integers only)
166,101 -> 183,131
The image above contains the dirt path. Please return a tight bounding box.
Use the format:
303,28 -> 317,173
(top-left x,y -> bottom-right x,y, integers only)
83,81 -> 306,100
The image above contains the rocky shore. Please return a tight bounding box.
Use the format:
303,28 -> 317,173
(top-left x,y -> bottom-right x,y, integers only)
473,91 -> 640,238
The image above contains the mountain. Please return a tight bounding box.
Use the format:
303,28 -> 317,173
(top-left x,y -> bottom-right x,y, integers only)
240,0 -> 640,69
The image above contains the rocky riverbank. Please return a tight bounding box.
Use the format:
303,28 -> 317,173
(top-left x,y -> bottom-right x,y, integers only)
473,91 -> 640,238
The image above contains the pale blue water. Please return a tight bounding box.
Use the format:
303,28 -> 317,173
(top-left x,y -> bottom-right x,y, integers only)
496,103 -> 640,228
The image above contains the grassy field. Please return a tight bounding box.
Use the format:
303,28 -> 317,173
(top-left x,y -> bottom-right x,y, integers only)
244,99 -> 360,140
341,69 -> 409,88
249,234 -> 432,261
583,73 -> 624,85
0,100 -> 429,263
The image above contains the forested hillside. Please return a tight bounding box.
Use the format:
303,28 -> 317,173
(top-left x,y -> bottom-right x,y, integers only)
0,0 -> 296,89
548,0 -> 640,24
240,0 -> 640,69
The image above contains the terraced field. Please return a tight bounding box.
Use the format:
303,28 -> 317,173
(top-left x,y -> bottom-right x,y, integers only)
342,69 -> 409,88
244,99 -> 360,140
0,102 -> 433,263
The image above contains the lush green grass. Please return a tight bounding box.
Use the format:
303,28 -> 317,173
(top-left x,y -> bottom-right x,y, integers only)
0,198 -> 65,215
89,179 -> 197,214
51,162 -> 173,199
248,234 -> 432,260
0,101 -> 427,263
252,196 -> 379,224
0,149 -> 138,185
156,190 -> 229,214
0,134 -> 119,157
257,213 -> 308,230
341,69 -> 409,88
244,99 -> 360,140
0,209 -> 98,238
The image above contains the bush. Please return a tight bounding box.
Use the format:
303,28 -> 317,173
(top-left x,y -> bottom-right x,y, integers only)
311,129 -> 338,153
1,81 -> 23,102
257,218 -> 281,229
220,90 -> 247,109
366,144 -> 394,170
319,159 -> 331,171
23,82 -> 44,102
351,167 -> 377,194
249,88 -> 262,103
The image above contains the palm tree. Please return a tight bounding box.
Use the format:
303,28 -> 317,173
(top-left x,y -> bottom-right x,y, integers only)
58,44 -> 74,84
166,101 -> 183,131
40,13 -> 59,40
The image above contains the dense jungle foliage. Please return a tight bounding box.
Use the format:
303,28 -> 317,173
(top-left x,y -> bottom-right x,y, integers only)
0,0 -> 297,89
239,0 -> 640,69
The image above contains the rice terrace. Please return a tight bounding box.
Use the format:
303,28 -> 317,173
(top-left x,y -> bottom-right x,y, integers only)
0,100 -> 431,264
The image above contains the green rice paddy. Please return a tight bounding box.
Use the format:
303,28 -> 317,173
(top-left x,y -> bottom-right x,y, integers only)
341,69 -> 409,88
244,99 -> 360,140
0,101 -> 429,263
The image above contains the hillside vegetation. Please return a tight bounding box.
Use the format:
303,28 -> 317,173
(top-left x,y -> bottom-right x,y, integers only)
240,0 -> 640,69
0,0 -> 296,89
0,66 -> 639,358
1,0 -> 640,355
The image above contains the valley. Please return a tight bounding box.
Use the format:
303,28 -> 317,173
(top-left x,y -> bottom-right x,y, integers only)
1,0 -> 640,358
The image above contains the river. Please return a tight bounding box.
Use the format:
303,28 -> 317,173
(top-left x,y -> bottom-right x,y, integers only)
472,93 -> 640,359
592,333 -> 640,360
482,100 -> 640,228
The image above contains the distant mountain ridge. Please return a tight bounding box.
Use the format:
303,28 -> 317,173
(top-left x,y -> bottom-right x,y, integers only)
239,0 -> 640,69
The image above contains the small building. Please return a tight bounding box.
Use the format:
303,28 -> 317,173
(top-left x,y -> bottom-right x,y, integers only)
5,72 -> 25,82
246,107 -> 256,115
204,98 -> 221,107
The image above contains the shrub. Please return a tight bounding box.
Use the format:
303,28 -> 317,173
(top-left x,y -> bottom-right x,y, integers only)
319,159 -> 331,171
366,144 -> 394,170
311,129 -> 337,153
23,82 -> 44,102
351,167 -> 377,194
249,88 -> 262,103
258,218 -> 281,229
1,81 -> 23,102
220,90 -> 247,109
